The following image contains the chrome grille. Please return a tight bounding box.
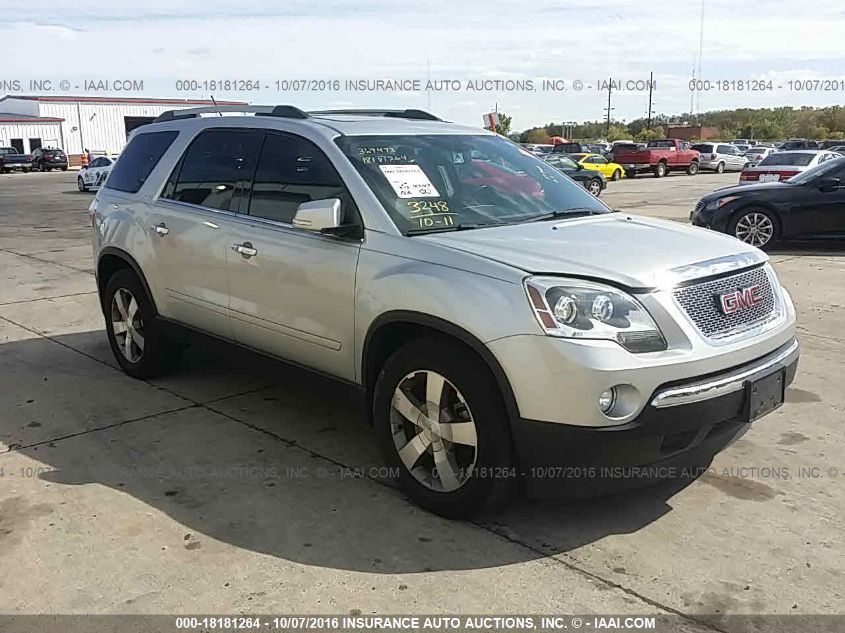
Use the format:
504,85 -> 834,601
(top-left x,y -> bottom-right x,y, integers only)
673,267 -> 776,339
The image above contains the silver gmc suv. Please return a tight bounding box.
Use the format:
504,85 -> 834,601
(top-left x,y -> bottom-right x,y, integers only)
90,106 -> 799,517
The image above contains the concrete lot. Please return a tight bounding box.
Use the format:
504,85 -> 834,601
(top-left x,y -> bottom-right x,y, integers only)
0,171 -> 843,628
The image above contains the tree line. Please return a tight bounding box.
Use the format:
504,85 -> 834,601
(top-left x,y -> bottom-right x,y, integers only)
510,105 -> 845,143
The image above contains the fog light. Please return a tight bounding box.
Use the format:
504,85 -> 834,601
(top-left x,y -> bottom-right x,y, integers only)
599,388 -> 617,414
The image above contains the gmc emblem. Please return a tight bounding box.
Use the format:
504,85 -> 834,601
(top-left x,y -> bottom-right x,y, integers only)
718,285 -> 764,315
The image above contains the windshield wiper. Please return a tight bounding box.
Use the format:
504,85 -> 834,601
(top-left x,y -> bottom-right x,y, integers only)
407,223 -> 494,235
523,208 -> 607,223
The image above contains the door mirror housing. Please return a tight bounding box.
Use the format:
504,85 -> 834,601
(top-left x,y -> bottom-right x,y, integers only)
819,177 -> 841,192
292,198 -> 342,232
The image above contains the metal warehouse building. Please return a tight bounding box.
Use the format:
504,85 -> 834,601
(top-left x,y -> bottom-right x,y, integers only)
0,95 -> 245,165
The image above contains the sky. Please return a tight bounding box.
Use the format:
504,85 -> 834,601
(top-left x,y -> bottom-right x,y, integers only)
4,0 -> 845,130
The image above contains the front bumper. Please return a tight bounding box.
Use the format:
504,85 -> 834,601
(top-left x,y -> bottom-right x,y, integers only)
513,339 -> 799,496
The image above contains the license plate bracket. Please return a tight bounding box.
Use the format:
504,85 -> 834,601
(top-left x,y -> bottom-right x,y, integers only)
744,369 -> 786,422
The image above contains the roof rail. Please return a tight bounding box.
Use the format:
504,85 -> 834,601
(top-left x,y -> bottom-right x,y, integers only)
153,104 -> 309,123
309,109 -> 442,121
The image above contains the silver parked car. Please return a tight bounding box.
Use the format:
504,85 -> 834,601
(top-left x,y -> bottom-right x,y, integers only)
743,146 -> 776,167
691,143 -> 749,173
90,105 -> 799,517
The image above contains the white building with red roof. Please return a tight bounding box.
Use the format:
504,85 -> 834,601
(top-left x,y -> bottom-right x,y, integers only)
0,95 -> 245,165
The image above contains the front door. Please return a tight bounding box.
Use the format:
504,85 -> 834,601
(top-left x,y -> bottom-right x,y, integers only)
226,131 -> 361,380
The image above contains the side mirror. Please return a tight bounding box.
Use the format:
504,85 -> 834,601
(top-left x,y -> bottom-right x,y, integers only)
292,198 -> 342,233
819,177 -> 841,192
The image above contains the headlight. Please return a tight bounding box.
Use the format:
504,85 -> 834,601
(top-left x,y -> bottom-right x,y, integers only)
524,277 -> 666,353
704,195 -> 741,210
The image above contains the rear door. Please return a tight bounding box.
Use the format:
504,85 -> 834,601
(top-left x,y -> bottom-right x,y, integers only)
148,128 -> 263,338
226,130 -> 361,380
787,163 -> 845,237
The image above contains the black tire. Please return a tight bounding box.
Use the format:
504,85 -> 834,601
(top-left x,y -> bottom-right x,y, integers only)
653,161 -> 667,178
727,207 -> 780,251
715,162 -> 725,174
625,170 -> 636,179
39,163 -> 46,172
587,179 -> 602,197
687,161 -> 700,175
611,169 -> 622,181
22,167 -> 31,173
373,337 -> 517,518
60,166 -> 68,171
103,269 -> 180,379
77,176 -> 87,192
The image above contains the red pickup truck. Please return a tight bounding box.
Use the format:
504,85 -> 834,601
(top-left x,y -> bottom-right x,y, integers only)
615,139 -> 700,178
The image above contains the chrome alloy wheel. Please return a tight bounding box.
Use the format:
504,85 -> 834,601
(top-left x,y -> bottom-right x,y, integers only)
110,288 -> 145,363
588,180 -> 601,195
390,370 -> 478,492
735,212 -> 774,247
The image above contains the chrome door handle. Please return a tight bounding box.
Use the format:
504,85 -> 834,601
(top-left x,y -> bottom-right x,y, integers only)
231,242 -> 258,258
150,223 -> 169,236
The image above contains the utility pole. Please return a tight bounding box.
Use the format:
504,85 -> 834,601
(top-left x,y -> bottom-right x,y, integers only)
647,70 -> 654,130
604,78 -> 614,136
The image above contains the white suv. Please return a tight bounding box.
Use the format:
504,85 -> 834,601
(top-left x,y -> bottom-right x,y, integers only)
90,106 -> 799,517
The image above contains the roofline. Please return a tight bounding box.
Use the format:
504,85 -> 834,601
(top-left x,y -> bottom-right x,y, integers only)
0,117 -> 65,123
0,95 -> 248,106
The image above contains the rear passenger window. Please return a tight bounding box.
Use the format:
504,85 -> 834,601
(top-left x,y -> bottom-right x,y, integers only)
106,131 -> 178,193
248,133 -> 348,224
164,129 -> 263,211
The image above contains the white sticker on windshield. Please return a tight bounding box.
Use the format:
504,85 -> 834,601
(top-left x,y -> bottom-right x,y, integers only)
379,164 -> 440,198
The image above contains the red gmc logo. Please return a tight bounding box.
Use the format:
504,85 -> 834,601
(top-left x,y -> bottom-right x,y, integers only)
718,285 -> 764,315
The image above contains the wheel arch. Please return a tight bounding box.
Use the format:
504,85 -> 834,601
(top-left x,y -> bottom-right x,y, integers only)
361,311 -> 520,423
96,248 -> 158,316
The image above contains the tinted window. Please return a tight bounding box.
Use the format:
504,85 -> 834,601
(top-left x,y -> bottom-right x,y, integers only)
248,133 -> 347,224
165,129 -> 262,211
759,152 -> 815,167
106,131 -> 178,193
691,144 -> 712,153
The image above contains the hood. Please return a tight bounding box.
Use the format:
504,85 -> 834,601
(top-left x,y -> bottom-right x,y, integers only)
419,213 -> 763,289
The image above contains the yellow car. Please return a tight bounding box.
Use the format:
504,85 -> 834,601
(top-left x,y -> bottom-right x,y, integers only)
570,153 -> 626,181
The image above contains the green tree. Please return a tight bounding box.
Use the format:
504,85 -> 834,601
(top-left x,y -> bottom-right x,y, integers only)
494,112 -> 512,136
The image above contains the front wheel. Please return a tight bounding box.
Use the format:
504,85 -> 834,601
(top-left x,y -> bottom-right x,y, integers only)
373,337 -> 516,518
625,170 -> 636,179
611,169 -> 622,181
653,161 -> 667,177
728,208 -> 779,250
60,166 -> 68,171
104,269 -> 180,378
587,179 -> 602,196
687,161 -> 700,175
77,176 -> 87,192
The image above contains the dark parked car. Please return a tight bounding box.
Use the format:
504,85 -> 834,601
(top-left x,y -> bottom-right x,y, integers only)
820,139 -> 845,150
780,139 -> 818,151
31,147 -> 68,171
691,156 -> 845,249
542,153 -> 607,196
551,142 -> 590,154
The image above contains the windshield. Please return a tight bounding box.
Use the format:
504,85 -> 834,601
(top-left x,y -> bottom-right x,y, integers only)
786,156 -> 845,184
543,154 -> 579,170
337,134 -> 609,234
758,152 -> 815,167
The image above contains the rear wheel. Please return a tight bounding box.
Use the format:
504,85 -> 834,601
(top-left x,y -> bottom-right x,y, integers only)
653,161 -> 667,177
611,169 -> 622,181
60,166 -> 68,171
373,337 -> 516,518
715,162 -> 725,174
103,269 -> 180,378
729,208 -> 779,250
